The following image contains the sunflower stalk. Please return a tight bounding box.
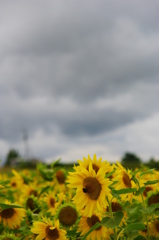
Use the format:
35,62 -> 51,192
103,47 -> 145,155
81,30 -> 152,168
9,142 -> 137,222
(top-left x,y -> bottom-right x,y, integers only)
134,175 -> 150,240
107,197 -> 118,240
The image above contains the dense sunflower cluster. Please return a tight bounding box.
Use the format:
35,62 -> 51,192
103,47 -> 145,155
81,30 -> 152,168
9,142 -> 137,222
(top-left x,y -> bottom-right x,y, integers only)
0,154 -> 159,239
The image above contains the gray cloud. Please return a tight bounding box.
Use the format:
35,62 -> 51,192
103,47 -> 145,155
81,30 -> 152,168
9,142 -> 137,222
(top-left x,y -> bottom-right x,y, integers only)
0,0 -> 159,162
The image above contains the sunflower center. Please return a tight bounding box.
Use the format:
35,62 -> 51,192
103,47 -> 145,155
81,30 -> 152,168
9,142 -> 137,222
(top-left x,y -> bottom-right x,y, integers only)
87,215 -> 102,230
45,226 -> 59,240
87,164 -> 99,173
0,208 -> 14,219
11,182 -> 17,187
122,172 -> 131,188
26,198 -> 35,211
26,198 -> 39,213
148,193 -> 159,206
111,202 -> 122,212
58,206 -> 77,226
83,177 -> 101,200
50,198 -> 55,207
29,190 -> 38,197
56,170 -> 65,184
156,222 -> 159,232
143,186 -> 152,197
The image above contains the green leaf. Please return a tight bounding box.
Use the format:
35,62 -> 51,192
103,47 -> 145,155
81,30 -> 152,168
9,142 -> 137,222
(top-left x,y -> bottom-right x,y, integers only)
124,223 -> 146,231
81,222 -> 101,240
139,169 -> 155,177
51,158 -> 61,168
0,224 -> 4,234
105,169 -> 116,178
0,203 -> 23,211
144,179 -> 159,185
112,188 -> 137,194
0,180 -> 10,185
139,203 -> 159,213
134,187 -> 145,196
67,229 -> 77,237
102,211 -> 124,228
39,185 -> 50,197
37,163 -> 54,181
134,236 -> 146,240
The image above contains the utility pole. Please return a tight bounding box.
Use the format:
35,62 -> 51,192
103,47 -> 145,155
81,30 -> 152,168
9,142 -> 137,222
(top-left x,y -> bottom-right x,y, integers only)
22,129 -> 29,160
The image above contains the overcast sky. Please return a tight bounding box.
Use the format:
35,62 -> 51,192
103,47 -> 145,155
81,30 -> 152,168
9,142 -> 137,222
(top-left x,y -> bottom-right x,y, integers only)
0,0 -> 159,165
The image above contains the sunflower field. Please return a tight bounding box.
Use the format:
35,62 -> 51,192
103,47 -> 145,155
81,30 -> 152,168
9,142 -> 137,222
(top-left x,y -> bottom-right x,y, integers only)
0,154 -> 159,240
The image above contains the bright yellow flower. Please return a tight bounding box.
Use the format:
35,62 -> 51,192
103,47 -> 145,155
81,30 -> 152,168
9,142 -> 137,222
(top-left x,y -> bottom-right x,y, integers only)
113,162 -> 136,202
77,154 -> 108,174
31,218 -> 67,240
67,162 -> 112,217
78,212 -> 113,240
0,204 -> 25,229
43,192 -> 58,215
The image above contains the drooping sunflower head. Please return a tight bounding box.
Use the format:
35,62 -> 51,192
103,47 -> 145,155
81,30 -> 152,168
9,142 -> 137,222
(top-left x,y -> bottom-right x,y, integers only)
55,169 -> 66,185
56,203 -> 78,228
149,219 -> 159,237
146,191 -> 159,212
25,196 -> 41,214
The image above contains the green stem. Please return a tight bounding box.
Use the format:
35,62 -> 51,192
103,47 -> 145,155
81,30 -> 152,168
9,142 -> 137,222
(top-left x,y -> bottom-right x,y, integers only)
137,178 -> 150,240
108,200 -> 118,240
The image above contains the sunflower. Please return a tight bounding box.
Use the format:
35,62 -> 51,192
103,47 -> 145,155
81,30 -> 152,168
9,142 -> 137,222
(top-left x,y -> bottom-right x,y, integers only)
31,218 -> 67,240
0,204 -> 25,229
56,203 -> 78,228
77,154 -> 108,174
149,219 -> 159,238
113,162 -> 136,202
77,212 -> 113,240
105,198 -> 127,225
147,191 -> 159,207
43,192 -> 60,215
67,162 -> 112,217
139,223 -> 149,238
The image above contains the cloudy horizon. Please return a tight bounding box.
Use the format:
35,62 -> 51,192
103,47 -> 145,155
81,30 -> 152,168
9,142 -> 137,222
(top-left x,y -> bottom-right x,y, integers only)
1,0 -> 159,165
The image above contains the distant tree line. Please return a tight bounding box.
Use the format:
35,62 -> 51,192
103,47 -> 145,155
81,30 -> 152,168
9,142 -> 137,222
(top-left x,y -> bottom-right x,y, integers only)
3,148 -> 159,170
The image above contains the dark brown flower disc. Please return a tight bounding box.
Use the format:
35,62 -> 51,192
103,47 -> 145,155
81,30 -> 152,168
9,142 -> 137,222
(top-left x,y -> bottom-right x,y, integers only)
122,172 -> 132,188
58,206 -> 77,226
87,215 -> 101,230
83,177 -> 101,200
45,226 -> 59,240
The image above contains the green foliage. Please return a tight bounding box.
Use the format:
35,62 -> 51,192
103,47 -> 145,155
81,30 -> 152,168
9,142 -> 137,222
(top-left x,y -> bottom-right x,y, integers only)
5,149 -> 20,166
121,152 -> 141,169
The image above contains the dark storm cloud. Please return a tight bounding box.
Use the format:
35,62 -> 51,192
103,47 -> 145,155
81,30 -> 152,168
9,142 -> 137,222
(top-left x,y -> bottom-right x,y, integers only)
0,0 -> 159,161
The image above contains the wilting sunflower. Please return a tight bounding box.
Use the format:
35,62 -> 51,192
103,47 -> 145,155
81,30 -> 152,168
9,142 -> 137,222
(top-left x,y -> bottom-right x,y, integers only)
77,212 -> 113,240
67,162 -> 112,217
56,203 -> 78,228
0,204 -> 25,229
31,218 -> 67,240
149,219 -> 159,238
